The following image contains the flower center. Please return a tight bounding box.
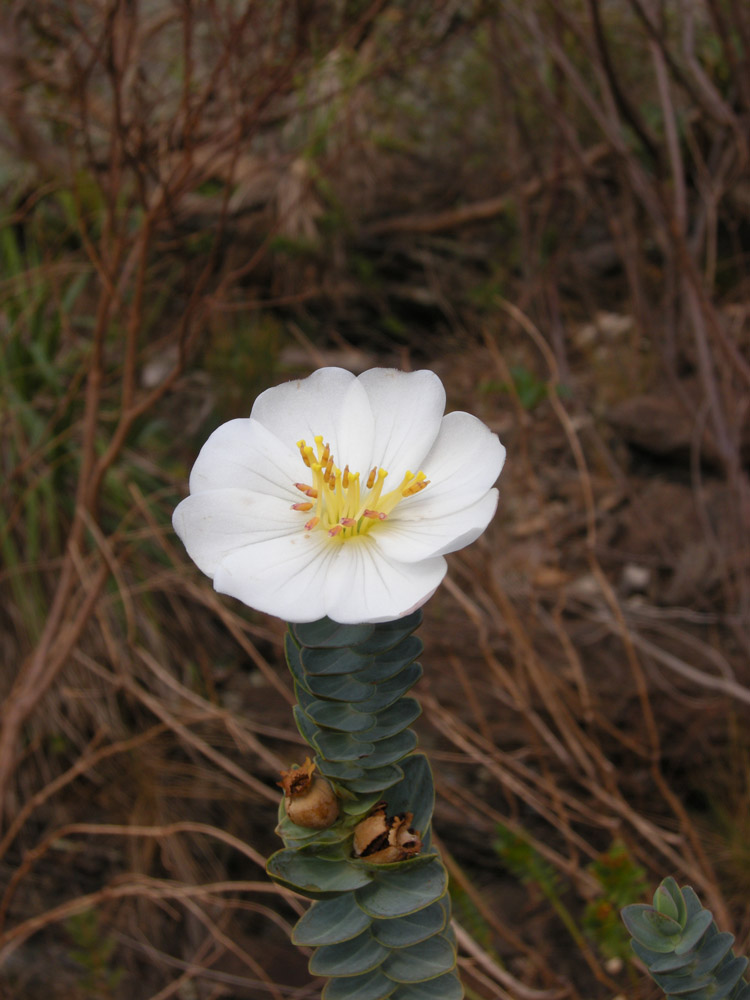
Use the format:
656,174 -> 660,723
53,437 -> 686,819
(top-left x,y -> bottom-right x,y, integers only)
290,435 -> 429,540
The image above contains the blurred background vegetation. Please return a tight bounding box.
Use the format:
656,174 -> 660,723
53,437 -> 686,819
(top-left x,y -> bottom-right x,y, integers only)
1,1 -> 749,997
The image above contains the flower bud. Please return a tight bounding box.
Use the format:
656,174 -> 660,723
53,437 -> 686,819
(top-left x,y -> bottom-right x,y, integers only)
352,801 -> 422,864
278,757 -> 339,829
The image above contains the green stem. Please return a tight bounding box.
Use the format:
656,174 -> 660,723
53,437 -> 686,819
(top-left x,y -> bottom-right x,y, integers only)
266,613 -> 464,1000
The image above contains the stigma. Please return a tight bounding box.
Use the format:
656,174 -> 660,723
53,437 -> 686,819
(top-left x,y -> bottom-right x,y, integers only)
291,436 -> 429,540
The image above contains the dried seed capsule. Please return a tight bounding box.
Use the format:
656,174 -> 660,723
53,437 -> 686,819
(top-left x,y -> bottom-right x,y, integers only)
352,802 -> 422,864
278,757 -> 339,829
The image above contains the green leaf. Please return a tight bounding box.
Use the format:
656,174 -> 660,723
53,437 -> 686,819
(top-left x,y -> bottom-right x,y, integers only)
360,729 -> 418,769
372,900 -> 448,949
382,933 -> 456,983
355,663 -> 423,713
651,970 -> 713,994
304,699 -> 377,733
682,887 -> 704,921
631,939 -> 672,967
389,971 -> 464,1000
293,618 -> 375,648
693,931 -> 735,976
355,638 -> 423,682
622,905 -> 681,952
712,956 -> 748,996
353,612 -> 422,654
345,764 -> 404,794
647,949 -> 695,973
317,759 -> 366,782
322,969 -> 396,1000
293,705 -> 321,746
654,883 -> 682,925
340,791 -> 384,817
285,634 -> 310,693
674,910 -> 713,954
659,877 -> 688,927
642,909 -> 683,937
306,671 -> 377,703
310,930 -> 389,977
293,895 -> 373,946
364,699 -> 421,741
312,729 -> 375,762
302,644 -> 373,676
384,755 -> 434,836
356,858 -> 448,918
267,850 -> 373,894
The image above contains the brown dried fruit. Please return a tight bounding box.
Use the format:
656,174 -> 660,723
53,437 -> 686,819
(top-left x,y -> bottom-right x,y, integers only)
278,757 -> 339,829
352,802 -> 422,864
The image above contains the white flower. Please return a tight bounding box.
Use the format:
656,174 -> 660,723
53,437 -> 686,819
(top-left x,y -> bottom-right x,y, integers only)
173,367 -> 505,624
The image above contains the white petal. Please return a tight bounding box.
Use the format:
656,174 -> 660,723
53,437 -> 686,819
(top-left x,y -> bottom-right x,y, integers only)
213,529 -> 333,622
323,537 -> 447,624
398,411 -> 506,518
373,489 -> 499,563
173,489 -> 301,577
330,376 -> 375,477
249,367 -> 375,474
357,369 -> 445,478
189,418 -> 303,501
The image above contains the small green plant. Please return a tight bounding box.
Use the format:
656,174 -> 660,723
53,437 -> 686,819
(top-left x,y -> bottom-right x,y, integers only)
583,842 -> 649,961
65,909 -> 125,998
481,366 -> 570,411
494,825 -> 585,949
622,877 -> 750,1000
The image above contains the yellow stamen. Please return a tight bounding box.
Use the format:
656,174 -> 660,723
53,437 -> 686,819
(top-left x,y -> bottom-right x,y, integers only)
295,483 -> 318,498
402,479 -> 430,497
290,434 -> 428,541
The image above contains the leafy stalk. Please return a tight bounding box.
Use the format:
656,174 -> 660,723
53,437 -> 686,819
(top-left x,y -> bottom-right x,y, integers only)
622,877 -> 750,1000
266,612 -> 463,1000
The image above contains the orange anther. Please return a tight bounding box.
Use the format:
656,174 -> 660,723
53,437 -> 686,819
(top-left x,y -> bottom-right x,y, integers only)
292,502 -> 314,512
342,465 -> 350,488
304,516 -> 320,531
340,517 -> 356,526
363,509 -> 387,520
402,479 -> 430,497
366,467 -> 377,489
328,524 -> 343,537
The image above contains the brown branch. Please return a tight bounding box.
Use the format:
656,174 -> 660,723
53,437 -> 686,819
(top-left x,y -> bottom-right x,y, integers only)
364,144 -> 610,236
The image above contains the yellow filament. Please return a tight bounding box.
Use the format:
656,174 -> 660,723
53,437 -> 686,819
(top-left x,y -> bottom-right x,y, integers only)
293,435 -> 429,540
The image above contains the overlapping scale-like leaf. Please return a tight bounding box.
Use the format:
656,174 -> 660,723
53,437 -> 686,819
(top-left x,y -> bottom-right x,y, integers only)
622,878 -> 750,1000
293,893 -> 373,946
269,612 -> 464,999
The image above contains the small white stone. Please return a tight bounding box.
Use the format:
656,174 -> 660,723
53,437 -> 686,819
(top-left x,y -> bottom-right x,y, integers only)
621,564 -> 651,593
